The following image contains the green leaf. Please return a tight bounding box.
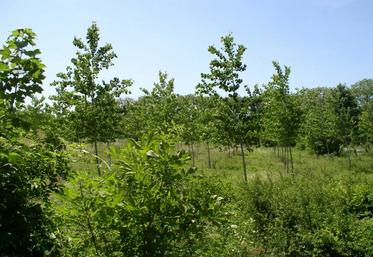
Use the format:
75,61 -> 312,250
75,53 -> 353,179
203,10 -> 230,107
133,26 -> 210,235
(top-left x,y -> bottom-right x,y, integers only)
0,48 -> 11,59
0,62 -> 9,71
11,30 -> 20,37
8,152 -> 20,162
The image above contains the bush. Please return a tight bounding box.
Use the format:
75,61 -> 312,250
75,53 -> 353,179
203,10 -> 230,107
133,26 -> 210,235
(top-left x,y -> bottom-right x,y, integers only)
242,170 -> 373,256
0,138 -> 69,256
53,132 -> 231,256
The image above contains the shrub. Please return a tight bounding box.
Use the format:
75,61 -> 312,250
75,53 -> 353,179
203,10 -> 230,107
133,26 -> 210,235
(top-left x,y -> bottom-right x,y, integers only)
0,138 -> 69,256
53,132 -> 230,256
242,171 -> 373,256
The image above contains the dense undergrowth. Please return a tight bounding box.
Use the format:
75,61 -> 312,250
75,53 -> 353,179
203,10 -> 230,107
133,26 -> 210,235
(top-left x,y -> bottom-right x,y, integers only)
48,139 -> 373,257
1,127 -> 372,256
242,170 -> 373,256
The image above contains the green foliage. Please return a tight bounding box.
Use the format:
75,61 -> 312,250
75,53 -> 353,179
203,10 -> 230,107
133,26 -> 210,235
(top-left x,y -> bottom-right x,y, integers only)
0,129 -> 70,256
298,85 -> 359,155
352,79 -> 373,147
196,33 -> 249,146
1,23 -> 372,257
53,132 -> 229,256
52,170 -> 120,256
358,101 -> 373,147
197,33 -> 253,181
242,170 -> 373,257
115,133 -> 228,256
0,28 -> 45,112
262,61 -> 300,147
333,84 -> 360,145
298,87 -> 342,154
176,94 -> 201,145
351,79 -> 373,109
124,71 -> 179,138
50,22 -> 132,144
0,28 -> 71,256
197,33 -> 246,98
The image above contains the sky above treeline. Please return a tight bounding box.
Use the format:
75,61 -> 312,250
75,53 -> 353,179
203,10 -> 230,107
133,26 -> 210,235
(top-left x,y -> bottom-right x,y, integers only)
1,0 -> 372,98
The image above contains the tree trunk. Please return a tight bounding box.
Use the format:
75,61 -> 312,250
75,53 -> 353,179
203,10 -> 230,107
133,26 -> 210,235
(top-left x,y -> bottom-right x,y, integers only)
107,142 -> 112,168
207,142 -> 212,169
240,142 -> 248,182
277,146 -> 280,159
94,140 -> 101,176
191,143 -> 195,167
289,146 -> 294,175
281,147 -> 284,165
284,147 -> 288,173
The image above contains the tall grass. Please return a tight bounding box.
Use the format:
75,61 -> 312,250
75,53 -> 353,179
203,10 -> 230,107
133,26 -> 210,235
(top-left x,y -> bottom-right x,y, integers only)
66,141 -> 372,256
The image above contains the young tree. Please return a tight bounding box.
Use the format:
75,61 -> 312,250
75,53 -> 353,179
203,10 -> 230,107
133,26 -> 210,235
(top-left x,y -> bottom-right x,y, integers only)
333,84 -> 360,166
298,87 -> 341,155
262,62 -> 300,173
124,71 -> 180,141
196,33 -> 251,181
351,79 -> 373,147
195,95 -> 220,168
51,22 -> 132,175
358,101 -> 373,149
177,94 -> 201,166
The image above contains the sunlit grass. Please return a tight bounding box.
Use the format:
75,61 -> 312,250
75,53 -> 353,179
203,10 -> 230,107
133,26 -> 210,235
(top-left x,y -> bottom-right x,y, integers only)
68,140 -> 373,186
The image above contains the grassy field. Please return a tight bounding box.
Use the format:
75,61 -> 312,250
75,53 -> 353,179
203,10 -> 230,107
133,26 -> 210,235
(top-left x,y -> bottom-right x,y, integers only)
62,140 -> 373,256
70,140 -> 373,183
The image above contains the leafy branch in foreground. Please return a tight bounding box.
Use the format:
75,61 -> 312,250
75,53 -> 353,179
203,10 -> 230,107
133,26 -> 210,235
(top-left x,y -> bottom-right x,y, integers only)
53,132 -> 230,256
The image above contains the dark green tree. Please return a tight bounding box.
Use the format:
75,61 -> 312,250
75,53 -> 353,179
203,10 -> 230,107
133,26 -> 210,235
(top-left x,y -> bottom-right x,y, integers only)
298,87 -> 341,155
351,79 -> 373,147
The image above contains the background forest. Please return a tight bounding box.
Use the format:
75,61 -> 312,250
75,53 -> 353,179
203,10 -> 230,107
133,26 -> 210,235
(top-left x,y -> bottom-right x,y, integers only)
0,23 -> 372,257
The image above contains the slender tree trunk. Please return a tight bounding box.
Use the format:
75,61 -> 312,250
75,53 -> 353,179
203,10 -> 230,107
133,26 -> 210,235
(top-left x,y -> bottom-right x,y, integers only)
281,147 -> 284,163
207,142 -> 212,169
277,146 -> 280,159
289,146 -> 294,175
107,142 -> 112,168
94,140 -> 101,176
191,143 -> 195,167
240,142 -> 248,182
284,146 -> 288,174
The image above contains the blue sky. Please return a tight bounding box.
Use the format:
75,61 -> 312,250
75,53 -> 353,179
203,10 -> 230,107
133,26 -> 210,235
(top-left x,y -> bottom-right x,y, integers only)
1,0 -> 372,98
